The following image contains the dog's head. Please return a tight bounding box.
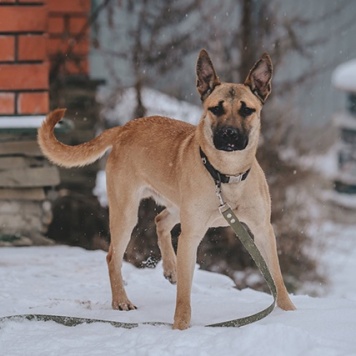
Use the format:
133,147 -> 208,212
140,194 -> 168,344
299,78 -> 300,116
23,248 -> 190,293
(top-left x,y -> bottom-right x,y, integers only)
196,50 -> 272,153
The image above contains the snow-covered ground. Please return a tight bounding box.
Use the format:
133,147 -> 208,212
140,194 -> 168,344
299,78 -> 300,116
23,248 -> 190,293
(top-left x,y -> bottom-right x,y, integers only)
1,224 -> 356,356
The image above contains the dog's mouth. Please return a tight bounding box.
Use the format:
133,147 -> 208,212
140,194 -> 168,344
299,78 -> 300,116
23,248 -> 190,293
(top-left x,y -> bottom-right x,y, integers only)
213,126 -> 249,151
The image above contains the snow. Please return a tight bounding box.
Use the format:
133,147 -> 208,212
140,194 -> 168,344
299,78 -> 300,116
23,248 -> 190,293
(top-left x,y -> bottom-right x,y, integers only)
97,86 -> 202,126
319,223 -> 356,301
323,190 -> 356,209
0,116 -> 45,129
93,170 -> 107,207
333,112 -> 356,130
0,116 -> 72,133
1,233 -> 356,356
332,58 -> 356,92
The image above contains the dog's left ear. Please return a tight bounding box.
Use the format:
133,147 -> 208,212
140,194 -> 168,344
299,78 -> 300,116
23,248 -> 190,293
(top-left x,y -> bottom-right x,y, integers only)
244,53 -> 273,104
196,49 -> 221,101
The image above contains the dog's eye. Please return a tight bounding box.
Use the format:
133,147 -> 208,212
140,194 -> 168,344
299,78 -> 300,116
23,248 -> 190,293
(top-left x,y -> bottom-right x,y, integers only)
208,101 -> 225,116
239,101 -> 255,118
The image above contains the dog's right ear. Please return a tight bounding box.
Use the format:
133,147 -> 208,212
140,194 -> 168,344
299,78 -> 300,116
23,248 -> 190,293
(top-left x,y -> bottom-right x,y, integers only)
196,49 -> 221,101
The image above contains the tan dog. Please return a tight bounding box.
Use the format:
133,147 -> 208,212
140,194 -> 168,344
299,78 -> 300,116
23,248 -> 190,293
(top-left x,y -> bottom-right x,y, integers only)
38,49 -> 295,330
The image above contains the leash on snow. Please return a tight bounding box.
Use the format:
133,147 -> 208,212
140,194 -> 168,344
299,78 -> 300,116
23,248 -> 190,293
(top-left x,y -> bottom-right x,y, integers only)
0,186 -> 277,329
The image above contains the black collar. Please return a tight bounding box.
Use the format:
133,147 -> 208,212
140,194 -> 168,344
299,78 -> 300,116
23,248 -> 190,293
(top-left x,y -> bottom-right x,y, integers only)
199,148 -> 250,186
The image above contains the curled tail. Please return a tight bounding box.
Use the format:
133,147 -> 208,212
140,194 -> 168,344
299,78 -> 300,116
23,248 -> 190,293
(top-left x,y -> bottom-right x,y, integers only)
38,109 -> 118,168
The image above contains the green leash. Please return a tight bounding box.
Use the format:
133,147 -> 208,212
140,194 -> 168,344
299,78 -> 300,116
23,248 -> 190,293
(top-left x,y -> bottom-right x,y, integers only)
0,200 -> 277,329
207,203 -> 277,327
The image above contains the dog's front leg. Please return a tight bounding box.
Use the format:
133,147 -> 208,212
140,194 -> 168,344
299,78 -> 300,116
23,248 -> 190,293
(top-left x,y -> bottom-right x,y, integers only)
173,227 -> 204,330
250,222 -> 296,311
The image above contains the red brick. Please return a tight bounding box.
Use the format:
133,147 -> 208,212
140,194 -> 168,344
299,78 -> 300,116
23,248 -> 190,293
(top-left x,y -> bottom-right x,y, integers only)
70,17 -> 87,34
48,0 -> 90,13
48,37 -> 89,56
0,93 -> 15,115
18,92 -> 49,114
18,35 -> 47,61
0,6 -> 47,33
0,36 -> 15,61
48,17 -> 64,35
0,63 -> 49,90
65,58 -> 88,75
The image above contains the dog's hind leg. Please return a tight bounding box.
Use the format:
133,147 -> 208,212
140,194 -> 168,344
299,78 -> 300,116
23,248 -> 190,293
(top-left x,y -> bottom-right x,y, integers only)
106,180 -> 140,311
155,208 -> 179,284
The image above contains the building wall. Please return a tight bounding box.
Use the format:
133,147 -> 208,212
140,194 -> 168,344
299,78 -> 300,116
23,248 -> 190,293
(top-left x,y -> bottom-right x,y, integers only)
0,0 -> 93,246
0,0 -> 90,117
0,1 -> 49,116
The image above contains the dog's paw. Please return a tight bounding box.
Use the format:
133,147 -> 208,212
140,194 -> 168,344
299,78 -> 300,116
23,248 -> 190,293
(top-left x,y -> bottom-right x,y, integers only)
277,295 -> 296,311
162,260 -> 177,284
173,304 -> 191,330
279,300 -> 296,311
164,271 -> 177,284
112,300 -> 137,311
172,318 -> 190,330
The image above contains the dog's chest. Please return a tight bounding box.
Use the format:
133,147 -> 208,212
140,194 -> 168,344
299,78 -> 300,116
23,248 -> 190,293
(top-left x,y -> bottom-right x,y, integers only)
220,183 -> 245,209
206,183 -> 246,228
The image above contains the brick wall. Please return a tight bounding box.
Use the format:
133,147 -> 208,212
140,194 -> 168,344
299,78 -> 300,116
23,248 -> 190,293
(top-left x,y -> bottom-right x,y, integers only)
0,0 -> 97,247
0,1 -> 49,116
48,0 -> 90,77
0,0 -> 96,246
0,0 -> 90,116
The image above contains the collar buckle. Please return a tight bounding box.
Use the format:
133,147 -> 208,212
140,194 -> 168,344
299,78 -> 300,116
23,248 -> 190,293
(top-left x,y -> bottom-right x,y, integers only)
228,173 -> 244,184
199,147 -> 250,185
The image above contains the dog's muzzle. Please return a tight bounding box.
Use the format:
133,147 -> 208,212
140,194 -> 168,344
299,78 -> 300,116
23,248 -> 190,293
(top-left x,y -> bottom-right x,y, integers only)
213,126 -> 249,151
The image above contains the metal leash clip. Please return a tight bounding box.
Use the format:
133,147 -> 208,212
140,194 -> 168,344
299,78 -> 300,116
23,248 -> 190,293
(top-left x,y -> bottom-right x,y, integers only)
214,175 -> 226,207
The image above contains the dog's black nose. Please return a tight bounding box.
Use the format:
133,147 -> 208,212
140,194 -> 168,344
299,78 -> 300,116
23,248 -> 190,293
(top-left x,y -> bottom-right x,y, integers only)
213,126 -> 249,151
222,127 -> 239,140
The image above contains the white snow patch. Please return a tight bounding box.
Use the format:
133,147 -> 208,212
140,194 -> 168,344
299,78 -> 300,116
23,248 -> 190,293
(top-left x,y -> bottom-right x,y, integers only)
280,146 -> 339,179
1,239 -> 356,355
93,170 -> 107,207
332,58 -> 356,92
333,112 -> 356,130
97,86 -> 202,126
322,190 -> 356,209
0,116 -> 46,129
319,222 -> 356,302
